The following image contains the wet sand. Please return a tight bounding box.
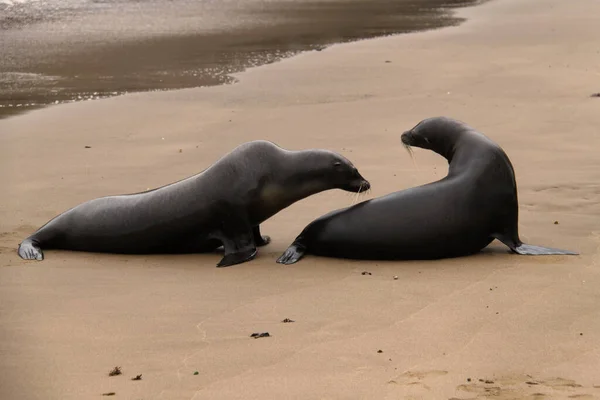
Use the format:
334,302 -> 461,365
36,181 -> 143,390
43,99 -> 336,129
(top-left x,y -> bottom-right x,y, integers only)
2,0 -> 600,399
0,0 -> 482,119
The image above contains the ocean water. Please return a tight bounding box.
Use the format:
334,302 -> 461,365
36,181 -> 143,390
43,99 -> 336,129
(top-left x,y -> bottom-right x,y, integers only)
0,0 -> 483,118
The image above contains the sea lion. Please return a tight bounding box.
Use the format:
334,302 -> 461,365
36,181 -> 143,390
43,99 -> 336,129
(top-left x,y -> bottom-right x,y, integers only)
18,140 -> 370,267
276,117 -> 577,264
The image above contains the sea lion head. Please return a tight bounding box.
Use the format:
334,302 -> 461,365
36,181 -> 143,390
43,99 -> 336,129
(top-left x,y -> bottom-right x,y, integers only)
401,116 -> 467,160
293,149 -> 370,194
319,151 -> 370,193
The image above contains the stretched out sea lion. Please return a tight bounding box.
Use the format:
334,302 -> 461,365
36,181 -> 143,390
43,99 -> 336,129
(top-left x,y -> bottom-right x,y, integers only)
18,140 -> 370,267
277,117 -> 577,264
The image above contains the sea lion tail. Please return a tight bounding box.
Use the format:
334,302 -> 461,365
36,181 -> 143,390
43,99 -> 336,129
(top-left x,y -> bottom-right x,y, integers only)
18,238 -> 44,261
276,239 -> 307,265
513,243 -> 579,256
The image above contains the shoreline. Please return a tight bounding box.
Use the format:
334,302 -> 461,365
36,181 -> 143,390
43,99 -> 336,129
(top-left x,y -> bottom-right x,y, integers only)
2,0 -> 600,399
0,0 -> 486,121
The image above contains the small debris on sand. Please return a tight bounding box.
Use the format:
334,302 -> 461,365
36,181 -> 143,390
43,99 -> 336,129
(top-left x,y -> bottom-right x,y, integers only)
84,145 -> 91,148
590,93 -> 600,97
393,276 -> 399,280
467,378 -> 472,382
250,332 -> 270,339
526,381 -> 539,385
281,318 -> 295,323
108,366 -> 122,377
193,371 -> 199,375
377,349 -> 383,353
178,149 -> 183,153
554,220 -> 559,224
131,374 -> 142,381
361,271 -> 372,275
102,393 -> 116,396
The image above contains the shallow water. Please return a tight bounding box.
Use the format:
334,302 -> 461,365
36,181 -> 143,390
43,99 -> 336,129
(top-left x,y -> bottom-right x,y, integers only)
0,0 -> 484,119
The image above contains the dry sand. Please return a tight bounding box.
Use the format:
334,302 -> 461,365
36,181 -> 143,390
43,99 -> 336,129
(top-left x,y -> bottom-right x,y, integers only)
2,0 -> 600,398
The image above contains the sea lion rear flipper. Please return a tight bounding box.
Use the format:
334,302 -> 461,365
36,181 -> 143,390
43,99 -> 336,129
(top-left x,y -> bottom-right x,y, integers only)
512,243 -> 578,256
18,239 -> 44,261
493,233 -> 578,256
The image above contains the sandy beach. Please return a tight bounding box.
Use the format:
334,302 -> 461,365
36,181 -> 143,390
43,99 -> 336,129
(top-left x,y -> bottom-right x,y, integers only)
2,0 -> 600,398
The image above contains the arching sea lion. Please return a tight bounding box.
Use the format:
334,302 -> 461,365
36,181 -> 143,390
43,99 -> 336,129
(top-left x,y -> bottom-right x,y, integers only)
277,117 -> 577,264
18,140 -> 369,267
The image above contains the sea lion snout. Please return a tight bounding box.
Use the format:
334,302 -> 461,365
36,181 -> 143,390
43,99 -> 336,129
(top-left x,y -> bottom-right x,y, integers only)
344,169 -> 370,193
345,179 -> 370,193
353,168 -> 370,191
401,130 -> 430,149
401,131 -> 413,145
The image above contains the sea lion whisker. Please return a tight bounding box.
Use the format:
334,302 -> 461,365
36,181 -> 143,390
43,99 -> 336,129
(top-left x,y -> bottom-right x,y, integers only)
351,184 -> 364,206
402,142 -> 419,169
402,142 -> 413,157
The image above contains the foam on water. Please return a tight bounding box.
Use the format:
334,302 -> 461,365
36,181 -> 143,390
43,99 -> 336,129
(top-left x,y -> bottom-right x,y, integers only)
0,0 -> 37,6
0,72 -> 60,82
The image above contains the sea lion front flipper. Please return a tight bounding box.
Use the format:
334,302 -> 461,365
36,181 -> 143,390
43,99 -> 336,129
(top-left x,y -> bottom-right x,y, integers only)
216,219 -> 258,268
253,226 -> 271,247
276,239 -> 307,265
217,247 -> 258,267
